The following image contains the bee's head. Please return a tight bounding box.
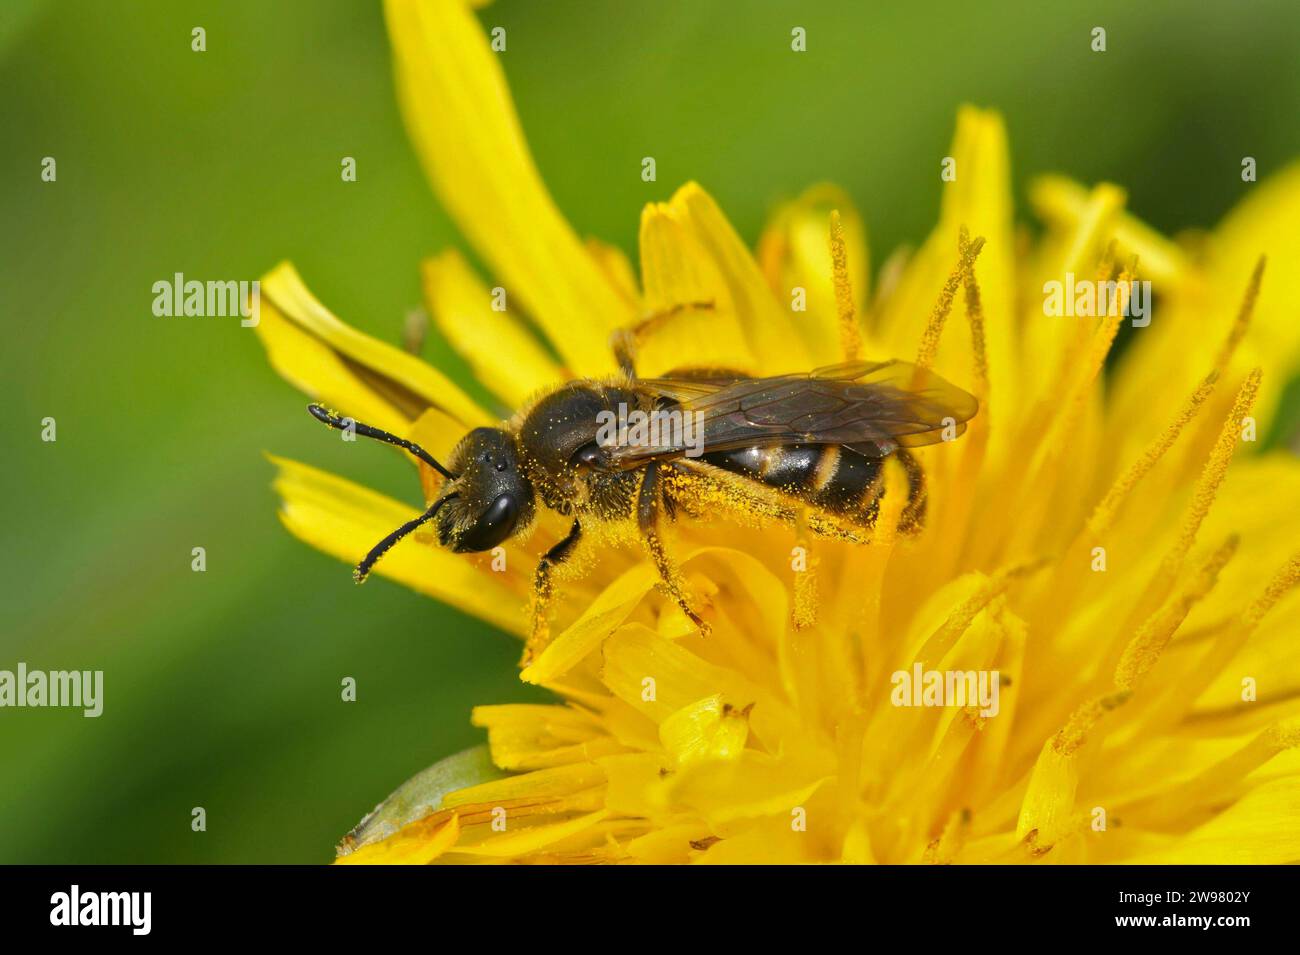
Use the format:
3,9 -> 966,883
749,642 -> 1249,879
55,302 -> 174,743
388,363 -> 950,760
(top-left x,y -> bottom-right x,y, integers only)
306,406 -> 534,581
437,427 -> 535,552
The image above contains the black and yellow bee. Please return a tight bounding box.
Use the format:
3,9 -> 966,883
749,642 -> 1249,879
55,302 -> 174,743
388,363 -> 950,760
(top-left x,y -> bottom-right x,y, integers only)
307,317 -> 977,654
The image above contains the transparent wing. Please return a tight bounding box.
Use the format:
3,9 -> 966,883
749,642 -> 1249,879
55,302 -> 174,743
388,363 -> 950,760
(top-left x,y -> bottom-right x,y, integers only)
612,360 -> 978,466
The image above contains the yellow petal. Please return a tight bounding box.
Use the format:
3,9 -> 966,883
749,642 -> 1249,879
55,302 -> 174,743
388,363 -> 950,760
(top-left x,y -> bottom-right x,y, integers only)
337,745 -> 502,855
1046,165 -> 1300,441
383,0 -> 632,373
694,814 -> 820,864
601,623 -> 814,761
1196,457 -> 1300,612
520,563 -> 661,685
655,182 -> 808,372
447,810 -> 609,857
658,694 -> 750,767
420,250 -> 563,409
1029,174 -> 1189,285
756,183 -> 870,365
441,762 -> 605,810
332,813 -> 459,865
1015,737 -> 1081,849
256,261 -> 490,432
471,703 -> 624,770
269,454 -> 524,635
1108,723 -> 1300,830
1208,162 -> 1300,425
585,237 -> 642,309
1124,776 -> 1300,864
597,752 -> 675,818
669,751 -> 828,827
625,821 -> 715,864
635,199 -> 758,374
875,107 -> 1017,465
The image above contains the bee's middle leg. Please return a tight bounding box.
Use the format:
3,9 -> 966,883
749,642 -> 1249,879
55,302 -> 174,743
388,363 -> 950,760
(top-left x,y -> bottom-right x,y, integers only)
637,464 -> 710,635
524,518 -> 582,666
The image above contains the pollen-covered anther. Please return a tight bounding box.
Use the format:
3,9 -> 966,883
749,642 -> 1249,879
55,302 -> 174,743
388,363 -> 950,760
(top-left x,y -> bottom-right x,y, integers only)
792,561 -> 819,630
957,226 -> 990,397
915,233 -> 986,371
1052,690 -> 1132,756
1213,256 -> 1266,373
1154,368 -> 1261,590
1085,370 -> 1219,538
1116,534 -> 1240,693
1244,553 -> 1300,627
829,210 -> 862,361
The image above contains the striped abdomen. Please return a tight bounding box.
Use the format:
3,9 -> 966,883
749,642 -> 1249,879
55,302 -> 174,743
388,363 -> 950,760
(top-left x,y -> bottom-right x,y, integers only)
701,443 -> 923,525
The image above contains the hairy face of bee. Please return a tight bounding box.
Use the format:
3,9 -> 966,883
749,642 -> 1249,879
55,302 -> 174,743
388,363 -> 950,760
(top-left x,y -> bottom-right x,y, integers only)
438,427 -> 535,552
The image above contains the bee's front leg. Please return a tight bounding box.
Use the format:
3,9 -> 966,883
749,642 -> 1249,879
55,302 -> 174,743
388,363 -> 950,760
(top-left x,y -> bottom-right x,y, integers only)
637,464 -> 710,636
523,519 -> 583,666
610,328 -> 639,378
609,300 -> 716,378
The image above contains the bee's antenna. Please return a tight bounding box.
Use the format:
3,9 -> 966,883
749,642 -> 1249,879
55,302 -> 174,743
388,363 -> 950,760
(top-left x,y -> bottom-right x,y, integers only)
355,493 -> 459,583
307,404 -> 458,480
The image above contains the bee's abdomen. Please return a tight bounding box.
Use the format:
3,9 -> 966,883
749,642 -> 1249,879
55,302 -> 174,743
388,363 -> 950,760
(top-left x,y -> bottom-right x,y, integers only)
702,443 -> 900,519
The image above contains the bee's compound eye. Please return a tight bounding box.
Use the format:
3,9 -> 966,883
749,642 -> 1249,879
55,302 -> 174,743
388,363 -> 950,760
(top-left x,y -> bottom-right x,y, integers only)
572,443 -> 606,469
453,493 -> 520,552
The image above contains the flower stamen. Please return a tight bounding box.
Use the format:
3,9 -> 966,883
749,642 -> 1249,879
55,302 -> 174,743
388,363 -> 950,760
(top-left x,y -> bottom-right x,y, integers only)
1115,534 -> 1239,693
829,210 -> 863,362
1085,371 -> 1220,539
1133,368 -> 1261,626
914,234 -> 985,372
1213,256 -> 1266,374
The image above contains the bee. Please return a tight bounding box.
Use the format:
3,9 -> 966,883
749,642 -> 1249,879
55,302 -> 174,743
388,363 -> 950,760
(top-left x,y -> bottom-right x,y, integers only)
306,315 -> 977,658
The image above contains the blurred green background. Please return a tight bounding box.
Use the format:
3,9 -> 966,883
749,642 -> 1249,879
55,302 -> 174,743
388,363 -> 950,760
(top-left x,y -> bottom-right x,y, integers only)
2,0 -> 1299,863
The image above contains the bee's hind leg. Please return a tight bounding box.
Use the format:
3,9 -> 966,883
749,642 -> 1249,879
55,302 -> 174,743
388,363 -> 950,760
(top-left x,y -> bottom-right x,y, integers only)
637,464 -> 710,635
610,300 -> 715,377
524,518 -> 583,667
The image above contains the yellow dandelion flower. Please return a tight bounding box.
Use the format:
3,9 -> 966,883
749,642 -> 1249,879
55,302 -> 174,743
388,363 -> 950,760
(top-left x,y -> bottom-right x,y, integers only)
258,0 -> 1300,865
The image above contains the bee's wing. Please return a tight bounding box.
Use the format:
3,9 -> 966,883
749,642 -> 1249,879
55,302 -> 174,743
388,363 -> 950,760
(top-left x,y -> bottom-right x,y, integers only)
631,371 -> 747,401
613,360 -> 978,466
